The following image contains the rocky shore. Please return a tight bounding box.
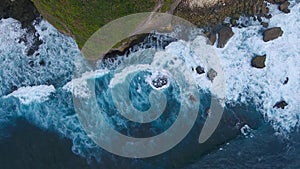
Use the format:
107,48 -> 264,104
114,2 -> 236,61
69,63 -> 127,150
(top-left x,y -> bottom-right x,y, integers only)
0,0 -> 291,54
0,0 -> 42,56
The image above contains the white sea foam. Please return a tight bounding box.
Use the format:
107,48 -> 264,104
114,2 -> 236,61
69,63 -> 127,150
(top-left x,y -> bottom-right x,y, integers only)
3,85 -> 55,104
214,3 -> 300,133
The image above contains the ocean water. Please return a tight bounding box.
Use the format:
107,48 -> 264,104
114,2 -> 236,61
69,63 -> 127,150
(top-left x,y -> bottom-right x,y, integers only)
0,1 -> 300,168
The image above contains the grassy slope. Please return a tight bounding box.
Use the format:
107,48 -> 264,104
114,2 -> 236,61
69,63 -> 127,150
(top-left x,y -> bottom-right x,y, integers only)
32,0 -> 158,48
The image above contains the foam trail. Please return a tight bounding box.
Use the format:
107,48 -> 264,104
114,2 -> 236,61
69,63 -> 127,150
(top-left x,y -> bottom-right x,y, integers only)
3,85 -> 55,104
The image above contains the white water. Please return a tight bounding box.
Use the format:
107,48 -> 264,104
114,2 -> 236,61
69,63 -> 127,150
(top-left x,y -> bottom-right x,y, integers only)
3,85 -> 55,104
0,1 -> 299,159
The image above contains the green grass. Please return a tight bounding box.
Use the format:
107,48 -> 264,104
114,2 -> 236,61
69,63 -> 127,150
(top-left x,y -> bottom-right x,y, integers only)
32,0 -> 157,48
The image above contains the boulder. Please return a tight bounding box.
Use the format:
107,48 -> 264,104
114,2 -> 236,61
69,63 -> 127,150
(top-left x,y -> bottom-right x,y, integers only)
217,26 -> 234,48
263,27 -> 283,42
279,1 -> 290,13
196,66 -> 205,75
251,54 -> 266,69
261,22 -> 269,28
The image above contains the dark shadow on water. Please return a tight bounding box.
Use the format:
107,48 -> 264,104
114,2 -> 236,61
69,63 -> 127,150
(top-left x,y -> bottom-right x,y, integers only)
0,119 -> 92,169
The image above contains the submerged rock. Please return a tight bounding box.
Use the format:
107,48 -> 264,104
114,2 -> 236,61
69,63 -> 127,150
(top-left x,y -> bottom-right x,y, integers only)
217,26 -> 234,48
273,100 -> 288,109
207,69 -> 218,82
196,66 -> 205,75
251,54 -> 266,69
263,27 -> 283,42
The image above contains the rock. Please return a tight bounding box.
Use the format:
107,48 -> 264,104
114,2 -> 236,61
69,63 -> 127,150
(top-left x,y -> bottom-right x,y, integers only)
265,14 -> 272,19
263,27 -> 283,42
261,3 -> 269,16
279,1 -> 290,13
207,69 -> 217,82
217,26 -> 234,48
257,16 -> 262,22
261,22 -> 269,28
39,59 -> 46,66
0,0 -> 42,56
283,77 -> 289,85
152,76 -> 168,88
251,54 -> 266,69
273,100 -> 288,109
230,19 -> 238,27
207,33 -> 217,45
196,66 -> 205,75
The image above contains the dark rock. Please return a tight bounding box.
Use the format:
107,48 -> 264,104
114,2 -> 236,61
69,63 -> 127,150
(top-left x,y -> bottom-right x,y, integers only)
263,27 -> 283,42
152,76 -> 168,88
11,85 -> 18,92
261,3 -> 269,16
39,59 -> 46,66
230,19 -> 238,27
208,33 -> 216,45
207,69 -> 218,82
261,22 -> 269,28
273,100 -> 288,109
283,77 -> 289,85
196,66 -> 205,75
265,14 -> 272,19
0,0 -> 43,56
217,26 -> 234,48
251,54 -> 266,69
257,16 -> 262,22
279,1 -> 290,13
29,61 -> 34,67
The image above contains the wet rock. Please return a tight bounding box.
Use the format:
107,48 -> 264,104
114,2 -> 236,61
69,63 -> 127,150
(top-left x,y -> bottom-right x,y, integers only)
251,54 -> 266,69
39,59 -> 46,66
0,0 -> 43,56
261,22 -> 269,28
29,61 -> 34,67
273,100 -> 288,109
152,76 -> 168,88
11,85 -> 18,92
230,19 -> 238,27
207,69 -> 217,82
206,32 -> 216,45
196,66 -> 205,75
217,26 -> 234,48
279,1 -> 290,13
263,27 -> 283,42
283,77 -> 289,85
265,14 -> 272,19
261,3 -> 269,16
